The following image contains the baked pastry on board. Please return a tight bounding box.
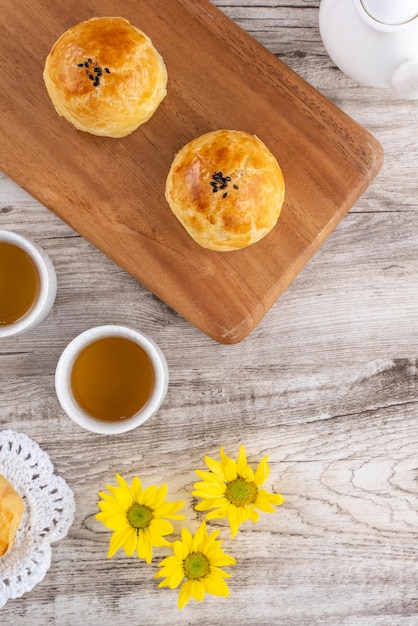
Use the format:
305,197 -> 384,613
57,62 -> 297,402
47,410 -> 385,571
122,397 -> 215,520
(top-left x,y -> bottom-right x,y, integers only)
43,16 -> 167,138
165,130 -> 285,251
0,474 -> 25,557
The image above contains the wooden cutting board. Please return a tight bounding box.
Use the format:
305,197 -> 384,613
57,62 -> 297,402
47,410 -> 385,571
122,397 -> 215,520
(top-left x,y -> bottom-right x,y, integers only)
0,0 -> 383,344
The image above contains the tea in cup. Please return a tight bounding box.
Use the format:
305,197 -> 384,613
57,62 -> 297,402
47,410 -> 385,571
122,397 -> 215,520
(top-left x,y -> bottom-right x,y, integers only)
55,325 -> 169,434
0,230 -> 57,337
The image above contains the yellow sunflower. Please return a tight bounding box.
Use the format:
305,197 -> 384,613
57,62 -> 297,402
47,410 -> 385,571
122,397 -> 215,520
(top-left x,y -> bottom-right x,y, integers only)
96,473 -> 185,563
155,521 -> 236,609
192,445 -> 284,537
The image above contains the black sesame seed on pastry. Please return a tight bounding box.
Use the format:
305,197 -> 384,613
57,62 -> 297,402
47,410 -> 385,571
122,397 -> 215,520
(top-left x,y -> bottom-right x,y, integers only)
43,16 -> 168,138
165,130 -> 285,251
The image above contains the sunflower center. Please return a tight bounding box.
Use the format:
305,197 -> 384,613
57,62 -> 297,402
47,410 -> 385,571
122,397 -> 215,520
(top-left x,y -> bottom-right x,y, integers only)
183,552 -> 210,580
127,502 -> 153,530
225,477 -> 257,507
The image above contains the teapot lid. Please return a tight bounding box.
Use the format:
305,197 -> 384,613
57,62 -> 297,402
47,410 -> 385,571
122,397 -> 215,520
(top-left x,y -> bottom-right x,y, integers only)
361,0 -> 418,25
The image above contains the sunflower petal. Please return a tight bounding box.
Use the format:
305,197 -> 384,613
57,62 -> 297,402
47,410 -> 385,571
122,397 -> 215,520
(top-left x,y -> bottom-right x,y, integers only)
124,528 -> 138,556
207,550 -> 236,567
195,469 -> 222,483
156,555 -> 182,577
269,492 -> 285,506
107,526 -> 135,558
194,497 -> 228,512
229,518 -> 241,538
207,573 -> 230,597
131,476 -> 143,501
141,484 -> 157,506
237,506 -> 251,525
192,521 -> 208,551
210,565 -> 234,578
154,483 -> 168,507
190,580 -> 205,602
148,533 -> 171,548
192,483 -> 226,498
256,489 -> 282,513
153,500 -> 186,519
204,506 -> 230,520
95,512 -> 129,531
97,491 -> 125,507
157,554 -> 177,569
194,499 -> 214,511
115,473 -> 130,491
178,581 -> 193,610
203,455 -> 225,479
137,530 -> 153,563
157,569 -> 177,582
219,447 -> 227,463
204,572 -> 230,597
108,486 -> 133,510
237,445 -> 247,475
165,566 -> 185,589
174,540 -> 189,560
241,465 -> 255,481
181,527 -> 193,550
149,518 -> 174,539
223,457 -> 238,482
97,500 -> 127,515
201,528 -> 220,553
254,456 -> 269,486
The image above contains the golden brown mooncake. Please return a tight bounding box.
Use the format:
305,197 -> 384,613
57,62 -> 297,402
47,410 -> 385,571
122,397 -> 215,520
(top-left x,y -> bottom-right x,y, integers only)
165,130 -> 285,251
0,474 -> 25,557
43,16 -> 168,138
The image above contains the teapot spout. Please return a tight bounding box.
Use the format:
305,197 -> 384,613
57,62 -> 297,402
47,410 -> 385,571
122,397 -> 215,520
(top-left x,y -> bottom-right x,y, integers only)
391,60 -> 418,99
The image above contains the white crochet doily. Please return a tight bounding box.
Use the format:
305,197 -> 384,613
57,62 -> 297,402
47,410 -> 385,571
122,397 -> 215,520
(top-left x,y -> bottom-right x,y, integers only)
0,429 -> 75,608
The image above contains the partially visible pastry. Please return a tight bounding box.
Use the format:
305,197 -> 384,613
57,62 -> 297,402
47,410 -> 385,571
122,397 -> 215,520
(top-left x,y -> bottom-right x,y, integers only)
0,474 -> 25,557
165,130 -> 285,251
43,16 -> 168,138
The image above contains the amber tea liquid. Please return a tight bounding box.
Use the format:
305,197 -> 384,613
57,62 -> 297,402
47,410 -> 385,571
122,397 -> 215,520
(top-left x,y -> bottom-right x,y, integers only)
0,242 -> 40,326
70,336 -> 155,421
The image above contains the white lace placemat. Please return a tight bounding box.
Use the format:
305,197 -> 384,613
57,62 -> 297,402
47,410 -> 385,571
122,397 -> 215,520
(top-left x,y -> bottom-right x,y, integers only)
0,429 -> 75,608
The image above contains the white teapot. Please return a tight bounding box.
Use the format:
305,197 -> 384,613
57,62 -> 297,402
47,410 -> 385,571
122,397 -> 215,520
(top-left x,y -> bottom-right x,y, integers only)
319,0 -> 418,99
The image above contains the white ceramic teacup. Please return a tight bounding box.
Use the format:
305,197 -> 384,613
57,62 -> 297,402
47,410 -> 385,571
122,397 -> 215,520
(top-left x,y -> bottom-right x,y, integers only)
0,230 -> 57,338
55,325 -> 169,434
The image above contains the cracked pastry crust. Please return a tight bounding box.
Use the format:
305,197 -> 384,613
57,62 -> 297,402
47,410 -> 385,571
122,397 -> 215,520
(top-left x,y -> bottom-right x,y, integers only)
43,16 -> 167,138
165,130 -> 285,251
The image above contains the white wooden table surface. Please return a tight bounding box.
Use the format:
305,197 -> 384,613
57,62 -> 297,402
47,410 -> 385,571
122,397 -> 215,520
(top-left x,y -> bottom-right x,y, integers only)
1,1 -> 418,624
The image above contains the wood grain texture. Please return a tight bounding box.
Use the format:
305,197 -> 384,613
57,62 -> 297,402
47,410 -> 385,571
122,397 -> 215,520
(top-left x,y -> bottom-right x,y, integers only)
0,0 -> 382,344
1,1 -> 418,624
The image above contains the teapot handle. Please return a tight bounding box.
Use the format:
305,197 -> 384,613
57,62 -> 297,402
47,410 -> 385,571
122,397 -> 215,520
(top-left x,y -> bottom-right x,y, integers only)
391,60 -> 418,100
